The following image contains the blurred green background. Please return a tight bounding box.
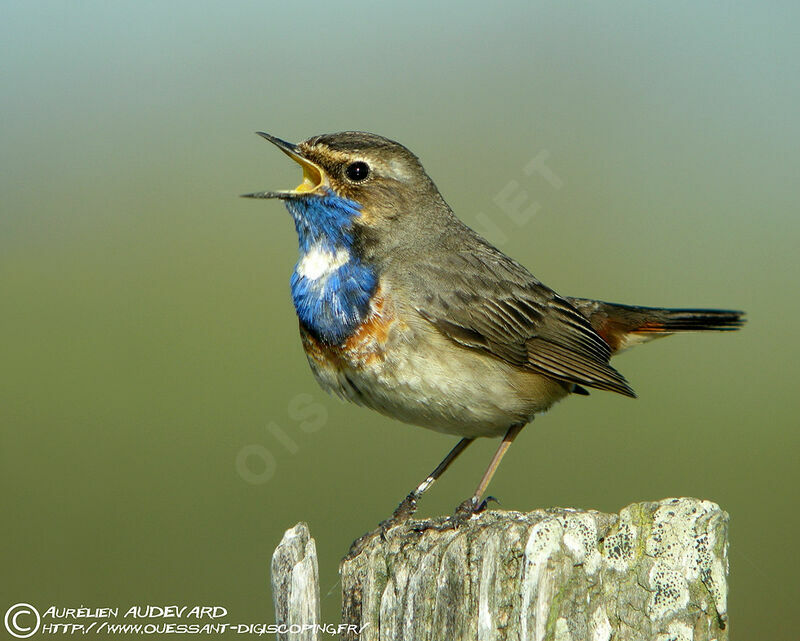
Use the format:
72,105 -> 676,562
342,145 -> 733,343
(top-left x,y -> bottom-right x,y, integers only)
2,1 -> 798,638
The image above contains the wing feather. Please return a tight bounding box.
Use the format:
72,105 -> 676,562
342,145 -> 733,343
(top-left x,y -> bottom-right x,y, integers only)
411,244 -> 636,398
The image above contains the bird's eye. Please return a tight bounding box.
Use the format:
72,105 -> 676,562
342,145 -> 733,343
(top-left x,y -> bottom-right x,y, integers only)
344,161 -> 370,182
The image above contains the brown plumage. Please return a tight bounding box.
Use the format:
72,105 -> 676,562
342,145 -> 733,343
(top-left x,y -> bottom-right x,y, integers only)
245,130 -> 747,520
567,299 -> 745,355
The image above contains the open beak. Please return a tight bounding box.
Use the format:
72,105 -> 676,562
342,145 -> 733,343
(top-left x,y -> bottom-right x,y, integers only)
241,132 -> 326,200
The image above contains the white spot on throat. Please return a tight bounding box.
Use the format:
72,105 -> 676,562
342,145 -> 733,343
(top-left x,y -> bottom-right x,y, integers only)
297,246 -> 350,281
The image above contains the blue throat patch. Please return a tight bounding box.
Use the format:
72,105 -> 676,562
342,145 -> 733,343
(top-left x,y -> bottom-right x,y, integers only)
285,192 -> 378,345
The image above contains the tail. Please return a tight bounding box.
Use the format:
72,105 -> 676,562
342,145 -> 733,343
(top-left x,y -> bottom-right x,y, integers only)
566,298 -> 746,354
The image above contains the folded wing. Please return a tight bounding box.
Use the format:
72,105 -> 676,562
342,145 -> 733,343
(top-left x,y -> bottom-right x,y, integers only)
413,245 -> 636,398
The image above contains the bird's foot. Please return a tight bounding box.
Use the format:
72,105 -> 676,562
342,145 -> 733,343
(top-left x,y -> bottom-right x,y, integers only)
345,493 -> 419,559
444,495 -> 497,529
378,492 -> 419,537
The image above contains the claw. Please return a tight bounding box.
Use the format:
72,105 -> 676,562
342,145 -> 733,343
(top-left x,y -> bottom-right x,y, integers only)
392,492 -> 419,521
445,496 -> 482,529
375,492 -> 419,540
384,493 -> 418,528
478,495 -> 500,512
346,493 -> 420,558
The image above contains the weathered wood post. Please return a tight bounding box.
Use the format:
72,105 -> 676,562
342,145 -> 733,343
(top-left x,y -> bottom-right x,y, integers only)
271,523 -> 321,641
271,498 -> 729,641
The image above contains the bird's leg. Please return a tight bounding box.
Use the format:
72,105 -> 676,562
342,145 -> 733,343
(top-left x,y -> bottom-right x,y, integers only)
383,437 -> 474,527
347,437 -> 475,558
452,423 -> 525,526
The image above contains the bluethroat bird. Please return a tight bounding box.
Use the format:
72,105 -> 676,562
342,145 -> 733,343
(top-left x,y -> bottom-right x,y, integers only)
243,131 -> 744,525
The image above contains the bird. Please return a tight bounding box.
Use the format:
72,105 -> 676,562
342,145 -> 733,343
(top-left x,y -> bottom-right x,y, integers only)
243,131 -> 744,525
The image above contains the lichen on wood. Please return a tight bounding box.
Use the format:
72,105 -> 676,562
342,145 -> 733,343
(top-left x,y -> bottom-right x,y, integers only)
271,498 -> 729,641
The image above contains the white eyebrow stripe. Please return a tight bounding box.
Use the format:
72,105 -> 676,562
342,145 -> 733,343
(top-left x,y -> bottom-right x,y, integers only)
385,158 -> 412,181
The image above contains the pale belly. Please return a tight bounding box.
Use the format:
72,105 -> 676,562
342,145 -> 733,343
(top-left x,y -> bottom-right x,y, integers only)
299,312 -> 569,439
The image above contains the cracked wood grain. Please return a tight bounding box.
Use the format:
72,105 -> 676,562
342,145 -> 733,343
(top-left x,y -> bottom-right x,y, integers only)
271,499 -> 729,641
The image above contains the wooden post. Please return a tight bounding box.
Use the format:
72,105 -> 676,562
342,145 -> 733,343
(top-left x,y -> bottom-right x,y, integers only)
271,498 -> 729,640
271,523 -> 321,641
